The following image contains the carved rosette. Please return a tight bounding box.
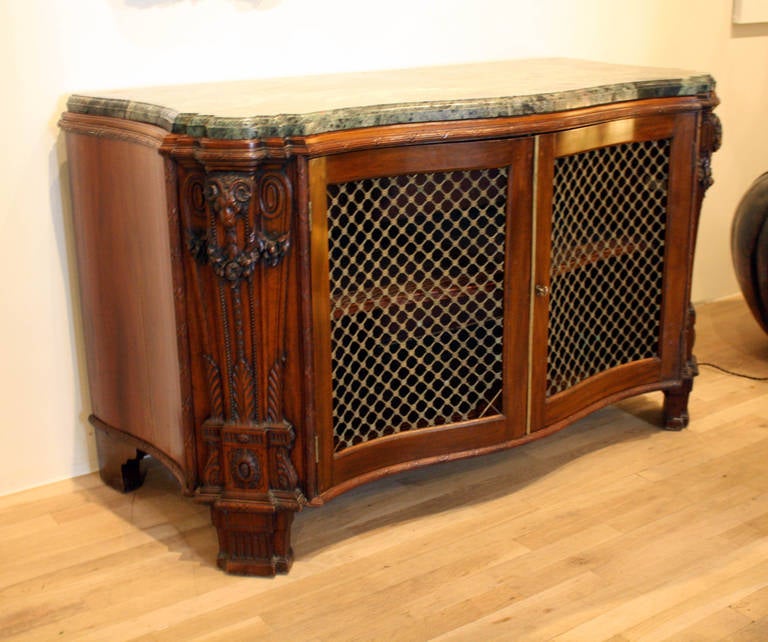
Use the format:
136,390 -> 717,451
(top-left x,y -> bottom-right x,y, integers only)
230,448 -> 262,489
219,422 -> 298,495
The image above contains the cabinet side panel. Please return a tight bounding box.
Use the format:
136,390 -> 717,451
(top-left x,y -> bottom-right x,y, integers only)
64,122 -> 187,475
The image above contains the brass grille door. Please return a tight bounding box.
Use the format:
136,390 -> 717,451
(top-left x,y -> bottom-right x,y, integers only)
548,139 -> 670,394
328,169 -> 508,450
311,140 -> 533,492
531,114 -> 698,431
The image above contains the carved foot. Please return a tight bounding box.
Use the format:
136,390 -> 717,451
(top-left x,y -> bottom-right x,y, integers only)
211,499 -> 296,576
663,378 -> 693,431
93,423 -> 147,492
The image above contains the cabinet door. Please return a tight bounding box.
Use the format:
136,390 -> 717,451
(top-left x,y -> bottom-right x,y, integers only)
530,113 -> 698,431
310,139 -> 534,493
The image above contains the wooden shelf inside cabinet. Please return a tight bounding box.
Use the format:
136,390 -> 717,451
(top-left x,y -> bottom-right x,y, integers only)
328,273 -> 506,450
60,59 -> 719,576
331,274 -> 501,322
551,237 -> 654,278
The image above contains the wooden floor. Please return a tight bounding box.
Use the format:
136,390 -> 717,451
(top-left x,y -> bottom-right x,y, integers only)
2,296 -> 768,641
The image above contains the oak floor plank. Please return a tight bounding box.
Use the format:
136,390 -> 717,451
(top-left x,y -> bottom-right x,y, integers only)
661,607 -> 754,642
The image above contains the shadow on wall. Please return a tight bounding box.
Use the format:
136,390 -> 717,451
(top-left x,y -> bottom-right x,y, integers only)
124,0 -> 282,8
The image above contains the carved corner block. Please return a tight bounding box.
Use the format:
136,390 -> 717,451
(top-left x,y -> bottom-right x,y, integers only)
205,426 -> 304,575
175,155 -> 303,574
218,423 -> 303,497
212,423 -> 303,575
211,498 -> 296,575
221,426 -> 268,493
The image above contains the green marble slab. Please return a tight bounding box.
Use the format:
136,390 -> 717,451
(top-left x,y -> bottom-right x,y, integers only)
66,58 -> 714,140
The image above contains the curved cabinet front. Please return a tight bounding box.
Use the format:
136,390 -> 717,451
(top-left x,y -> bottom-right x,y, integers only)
308,108 -> 715,499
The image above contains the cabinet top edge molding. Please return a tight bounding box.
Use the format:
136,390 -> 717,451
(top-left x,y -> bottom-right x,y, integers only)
66,58 -> 714,141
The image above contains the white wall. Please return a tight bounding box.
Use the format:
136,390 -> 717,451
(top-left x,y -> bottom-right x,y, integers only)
1,0 -> 766,495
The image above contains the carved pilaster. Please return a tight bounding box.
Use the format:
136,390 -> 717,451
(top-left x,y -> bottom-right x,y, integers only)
664,105 -> 721,431
173,150 -> 303,575
209,417 -> 300,573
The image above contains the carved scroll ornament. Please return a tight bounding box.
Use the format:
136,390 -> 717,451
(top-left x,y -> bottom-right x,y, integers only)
698,111 -> 722,193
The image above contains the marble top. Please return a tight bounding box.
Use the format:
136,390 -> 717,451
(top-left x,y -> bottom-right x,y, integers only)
66,59 -> 714,140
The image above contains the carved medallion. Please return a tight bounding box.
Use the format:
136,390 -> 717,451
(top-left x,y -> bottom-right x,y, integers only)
229,448 -> 262,489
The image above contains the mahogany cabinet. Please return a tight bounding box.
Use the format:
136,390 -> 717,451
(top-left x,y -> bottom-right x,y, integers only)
59,59 -> 720,575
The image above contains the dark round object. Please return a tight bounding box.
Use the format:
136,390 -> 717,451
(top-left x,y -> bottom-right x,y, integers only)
732,172 -> 768,335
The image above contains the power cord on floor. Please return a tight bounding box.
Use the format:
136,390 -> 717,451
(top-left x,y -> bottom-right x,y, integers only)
697,362 -> 768,382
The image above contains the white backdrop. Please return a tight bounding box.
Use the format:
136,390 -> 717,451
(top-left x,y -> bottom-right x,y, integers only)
1,0 -> 766,494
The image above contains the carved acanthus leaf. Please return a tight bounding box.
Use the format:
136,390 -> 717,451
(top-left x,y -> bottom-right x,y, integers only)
203,354 -> 224,419
698,156 -> 714,192
275,447 -> 299,491
204,448 -> 223,487
698,110 -> 721,193
233,358 -> 256,422
708,112 -> 722,153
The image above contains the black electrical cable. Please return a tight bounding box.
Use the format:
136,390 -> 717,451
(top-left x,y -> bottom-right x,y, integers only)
697,362 -> 768,382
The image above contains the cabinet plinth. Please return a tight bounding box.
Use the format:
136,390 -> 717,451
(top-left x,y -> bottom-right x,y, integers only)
59,60 -> 719,575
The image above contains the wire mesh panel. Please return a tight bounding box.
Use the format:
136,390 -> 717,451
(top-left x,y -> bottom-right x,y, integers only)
546,139 -> 671,397
326,169 -> 509,452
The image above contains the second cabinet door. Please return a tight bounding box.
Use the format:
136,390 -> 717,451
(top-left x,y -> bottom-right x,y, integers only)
530,112 -> 698,431
310,139 -> 534,494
